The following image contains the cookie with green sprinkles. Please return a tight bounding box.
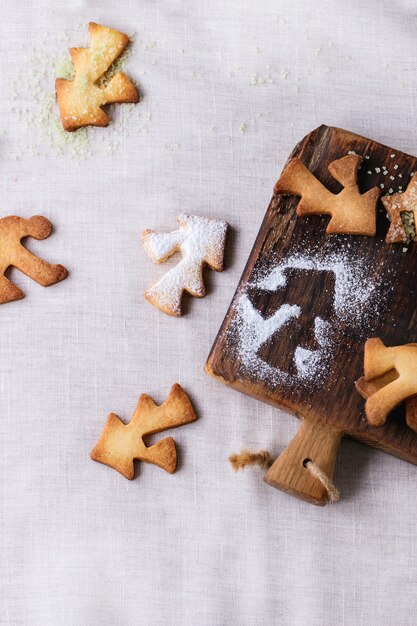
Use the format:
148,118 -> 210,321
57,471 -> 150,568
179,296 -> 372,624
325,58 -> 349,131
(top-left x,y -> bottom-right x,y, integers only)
56,22 -> 139,131
382,173 -> 417,243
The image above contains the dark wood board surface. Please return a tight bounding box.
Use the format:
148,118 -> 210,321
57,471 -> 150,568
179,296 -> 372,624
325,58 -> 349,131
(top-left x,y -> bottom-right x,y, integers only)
205,125 -> 417,504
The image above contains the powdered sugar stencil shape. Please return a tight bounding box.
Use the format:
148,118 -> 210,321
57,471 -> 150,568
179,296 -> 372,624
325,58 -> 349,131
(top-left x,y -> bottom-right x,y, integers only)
231,248 -> 385,386
233,292 -> 301,384
255,251 -> 377,322
294,317 -> 332,380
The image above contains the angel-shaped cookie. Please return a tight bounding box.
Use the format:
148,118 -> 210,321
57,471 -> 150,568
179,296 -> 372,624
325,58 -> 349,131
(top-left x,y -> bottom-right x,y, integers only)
0,216 -> 68,304
56,22 -> 139,131
356,338 -> 417,431
91,384 -> 197,479
275,154 -> 380,235
142,214 -> 228,316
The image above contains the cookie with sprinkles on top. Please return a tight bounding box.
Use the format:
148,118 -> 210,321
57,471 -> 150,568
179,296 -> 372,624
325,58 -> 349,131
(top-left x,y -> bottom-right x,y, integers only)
56,22 -> 139,132
382,173 -> 417,243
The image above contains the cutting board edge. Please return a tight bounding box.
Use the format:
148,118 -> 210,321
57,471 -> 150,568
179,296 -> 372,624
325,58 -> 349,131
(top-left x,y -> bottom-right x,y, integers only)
205,361 -> 417,468
303,124 -> 417,163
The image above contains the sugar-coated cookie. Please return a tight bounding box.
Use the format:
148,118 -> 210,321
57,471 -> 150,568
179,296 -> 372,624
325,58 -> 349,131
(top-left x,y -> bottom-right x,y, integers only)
274,154 -> 380,235
56,22 -> 139,131
0,216 -> 68,304
382,173 -> 417,243
142,213 -> 228,317
90,384 -> 197,479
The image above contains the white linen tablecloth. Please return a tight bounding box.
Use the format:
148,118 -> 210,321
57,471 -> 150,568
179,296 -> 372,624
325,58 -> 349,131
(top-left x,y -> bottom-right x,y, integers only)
1,1 -> 417,624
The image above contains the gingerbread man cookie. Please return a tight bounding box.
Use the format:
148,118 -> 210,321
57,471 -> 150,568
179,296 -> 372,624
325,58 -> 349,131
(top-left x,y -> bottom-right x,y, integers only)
0,216 -> 68,304
142,214 -> 228,316
91,384 -> 197,479
274,154 -> 380,235
56,22 -> 139,131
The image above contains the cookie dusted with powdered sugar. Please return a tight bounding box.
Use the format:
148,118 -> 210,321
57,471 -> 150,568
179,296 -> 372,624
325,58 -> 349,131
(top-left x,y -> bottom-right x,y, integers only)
142,214 -> 228,316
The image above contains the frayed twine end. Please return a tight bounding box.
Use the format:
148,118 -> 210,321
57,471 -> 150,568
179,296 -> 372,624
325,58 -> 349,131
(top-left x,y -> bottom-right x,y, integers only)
229,449 -> 273,472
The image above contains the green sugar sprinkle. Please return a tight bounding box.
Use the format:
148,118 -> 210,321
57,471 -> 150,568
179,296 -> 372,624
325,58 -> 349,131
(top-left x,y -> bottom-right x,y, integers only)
401,211 -> 416,242
54,53 -> 75,80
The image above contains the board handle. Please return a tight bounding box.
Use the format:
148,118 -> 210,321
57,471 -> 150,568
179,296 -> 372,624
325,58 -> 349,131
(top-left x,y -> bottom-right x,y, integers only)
263,417 -> 342,505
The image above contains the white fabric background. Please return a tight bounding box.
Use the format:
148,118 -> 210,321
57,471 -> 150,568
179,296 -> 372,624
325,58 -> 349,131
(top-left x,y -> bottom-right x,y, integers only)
1,1 -> 417,624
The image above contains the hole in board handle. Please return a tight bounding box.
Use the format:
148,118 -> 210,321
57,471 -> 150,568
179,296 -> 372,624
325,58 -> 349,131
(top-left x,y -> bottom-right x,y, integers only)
303,458 -> 311,468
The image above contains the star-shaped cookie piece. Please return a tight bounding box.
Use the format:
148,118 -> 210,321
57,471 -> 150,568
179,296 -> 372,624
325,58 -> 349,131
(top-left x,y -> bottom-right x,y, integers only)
382,173 -> 417,243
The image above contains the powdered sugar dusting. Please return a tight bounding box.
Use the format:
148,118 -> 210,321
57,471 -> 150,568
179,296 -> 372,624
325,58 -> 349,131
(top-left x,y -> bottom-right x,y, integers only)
230,247 -> 386,388
234,293 -> 300,383
294,317 -> 332,380
143,230 -> 184,260
255,251 -> 376,321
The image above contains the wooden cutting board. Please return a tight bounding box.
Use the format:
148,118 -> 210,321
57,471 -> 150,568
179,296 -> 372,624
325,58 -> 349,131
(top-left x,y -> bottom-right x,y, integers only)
205,125 -> 417,505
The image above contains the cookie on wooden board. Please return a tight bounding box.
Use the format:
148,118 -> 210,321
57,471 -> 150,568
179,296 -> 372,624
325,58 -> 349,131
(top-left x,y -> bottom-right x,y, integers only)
359,338 -> 417,428
382,173 -> 417,243
205,125 -> 417,504
356,371 -> 417,432
274,154 -> 380,235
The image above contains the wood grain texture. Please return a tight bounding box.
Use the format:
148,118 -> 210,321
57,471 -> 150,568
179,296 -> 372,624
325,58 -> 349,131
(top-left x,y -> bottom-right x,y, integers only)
264,419 -> 342,505
205,125 -> 417,502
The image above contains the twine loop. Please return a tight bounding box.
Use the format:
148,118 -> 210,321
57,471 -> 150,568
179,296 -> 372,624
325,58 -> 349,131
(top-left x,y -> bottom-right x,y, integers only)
229,449 -> 340,503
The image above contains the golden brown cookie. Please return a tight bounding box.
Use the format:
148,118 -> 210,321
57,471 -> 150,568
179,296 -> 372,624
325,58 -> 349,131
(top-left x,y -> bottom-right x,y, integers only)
142,214 -> 228,316
358,338 -> 417,428
90,384 -> 197,479
356,371 -> 417,432
274,154 -> 380,235
382,173 -> 417,243
0,216 -> 68,304
56,22 -> 139,131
